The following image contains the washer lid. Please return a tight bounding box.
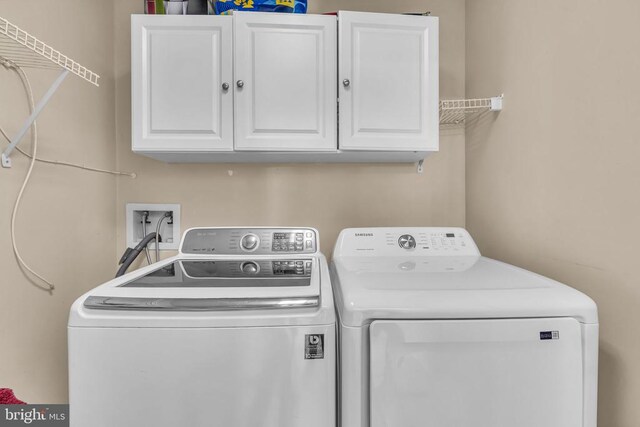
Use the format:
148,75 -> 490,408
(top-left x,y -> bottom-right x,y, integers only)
83,258 -> 320,311
331,256 -> 598,326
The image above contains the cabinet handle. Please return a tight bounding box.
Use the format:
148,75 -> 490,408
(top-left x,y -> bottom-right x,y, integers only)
236,80 -> 244,88
343,79 -> 351,87
222,82 -> 229,91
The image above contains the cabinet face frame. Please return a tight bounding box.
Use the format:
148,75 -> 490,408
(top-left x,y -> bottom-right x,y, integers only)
338,11 -> 439,152
132,15 -> 234,152
233,12 -> 337,152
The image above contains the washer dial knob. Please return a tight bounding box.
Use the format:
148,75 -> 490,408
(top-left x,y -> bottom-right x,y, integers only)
398,234 -> 416,250
240,234 -> 259,251
241,261 -> 259,275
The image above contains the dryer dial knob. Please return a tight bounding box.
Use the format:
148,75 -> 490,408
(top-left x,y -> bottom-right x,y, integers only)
398,234 -> 416,250
241,261 -> 259,275
241,234 -> 259,251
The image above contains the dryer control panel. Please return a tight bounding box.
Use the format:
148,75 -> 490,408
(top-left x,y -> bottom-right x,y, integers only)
333,227 -> 481,257
180,227 -> 318,255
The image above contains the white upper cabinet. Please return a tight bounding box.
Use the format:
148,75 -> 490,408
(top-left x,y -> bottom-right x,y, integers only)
131,12 -> 439,163
338,11 -> 439,151
233,13 -> 337,151
132,15 -> 233,152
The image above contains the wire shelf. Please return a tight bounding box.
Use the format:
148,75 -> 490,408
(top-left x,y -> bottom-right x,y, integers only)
1,14 -> 101,168
440,96 -> 503,127
0,15 -> 99,86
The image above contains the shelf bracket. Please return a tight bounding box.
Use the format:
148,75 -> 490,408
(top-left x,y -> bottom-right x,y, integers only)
1,68 -> 70,168
490,94 -> 504,111
417,159 -> 425,174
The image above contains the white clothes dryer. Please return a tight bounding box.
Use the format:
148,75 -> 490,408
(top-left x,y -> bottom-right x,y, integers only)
330,227 -> 598,427
69,227 -> 335,427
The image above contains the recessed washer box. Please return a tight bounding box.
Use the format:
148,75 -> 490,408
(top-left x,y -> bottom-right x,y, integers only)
126,203 -> 181,251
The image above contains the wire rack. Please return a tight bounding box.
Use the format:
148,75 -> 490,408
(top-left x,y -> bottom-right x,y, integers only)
0,16 -> 99,86
1,15 -> 100,167
440,96 -> 503,127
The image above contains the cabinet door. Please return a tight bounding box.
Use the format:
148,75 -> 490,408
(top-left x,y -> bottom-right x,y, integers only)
234,13 -> 337,152
339,12 -> 439,151
132,15 -> 233,152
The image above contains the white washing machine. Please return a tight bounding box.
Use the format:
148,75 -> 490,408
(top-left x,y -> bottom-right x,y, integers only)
330,227 -> 598,427
69,227 -> 335,427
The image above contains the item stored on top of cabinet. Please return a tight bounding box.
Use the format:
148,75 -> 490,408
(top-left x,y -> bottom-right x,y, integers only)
208,0 -> 307,15
145,0 -> 165,14
146,0 -> 209,14
187,0 -> 208,14
131,11 -> 439,164
164,0 -> 189,15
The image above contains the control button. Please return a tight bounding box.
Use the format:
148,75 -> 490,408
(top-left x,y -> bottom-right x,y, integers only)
305,261 -> 312,269
306,232 -> 313,238
398,235 -> 416,250
241,234 -> 260,251
241,261 -> 259,275
305,240 -> 313,249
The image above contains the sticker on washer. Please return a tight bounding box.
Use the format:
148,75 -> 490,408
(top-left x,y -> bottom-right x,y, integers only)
540,331 -> 560,340
305,334 -> 324,359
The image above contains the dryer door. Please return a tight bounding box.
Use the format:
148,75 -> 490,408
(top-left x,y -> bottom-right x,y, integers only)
369,318 -> 583,427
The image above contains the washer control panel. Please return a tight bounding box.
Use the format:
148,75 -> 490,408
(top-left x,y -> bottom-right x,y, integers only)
240,234 -> 260,251
181,228 -> 318,255
333,227 -> 481,257
389,230 -> 474,253
394,231 -> 470,252
272,231 -> 316,252
272,260 -> 313,276
398,234 -> 417,250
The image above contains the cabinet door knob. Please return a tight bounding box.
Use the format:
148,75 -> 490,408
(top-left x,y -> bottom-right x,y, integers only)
236,80 -> 244,88
343,79 -> 351,87
222,82 -> 229,91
